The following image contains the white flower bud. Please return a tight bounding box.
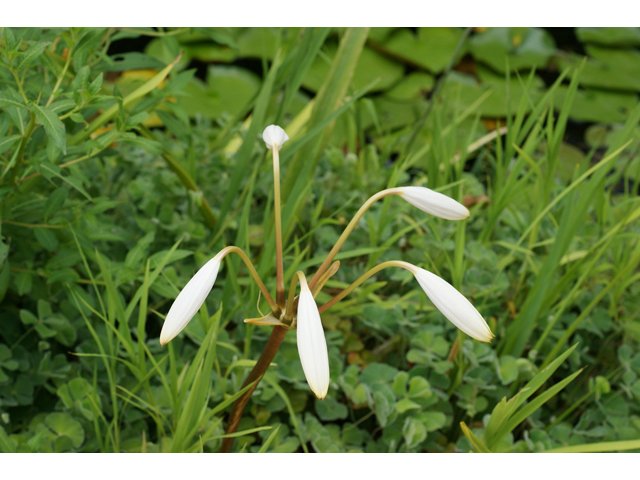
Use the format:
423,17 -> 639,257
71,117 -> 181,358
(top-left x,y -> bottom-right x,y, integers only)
160,255 -> 222,346
262,125 -> 290,151
398,186 -> 470,220
413,268 -> 493,343
296,284 -> 330,399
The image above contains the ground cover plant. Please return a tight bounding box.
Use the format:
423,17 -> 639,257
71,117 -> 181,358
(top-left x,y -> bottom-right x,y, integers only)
1,27 -> 640,453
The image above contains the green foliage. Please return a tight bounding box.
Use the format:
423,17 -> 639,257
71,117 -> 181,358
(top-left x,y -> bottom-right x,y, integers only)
1,27 -> 640,453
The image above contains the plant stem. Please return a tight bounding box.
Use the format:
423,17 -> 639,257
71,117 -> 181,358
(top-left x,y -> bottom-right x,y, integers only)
284,272 -> 302,322
318,260 -> 415,314
218,246 -> 280,315
220,326 -> 288,453
11,68 -> 29,104
9,112 -> 36,183
312,260 -> 340,298
45,44 -> 73,107
272,146 -> 285,307
308,188 -> 402,289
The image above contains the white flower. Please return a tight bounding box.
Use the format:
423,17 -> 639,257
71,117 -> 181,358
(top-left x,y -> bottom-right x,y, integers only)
296,283 -> 330,399
398,186 -> 469,220
160,254 -> 222,346
413,268 -> 493,343
262,125 -> 290,151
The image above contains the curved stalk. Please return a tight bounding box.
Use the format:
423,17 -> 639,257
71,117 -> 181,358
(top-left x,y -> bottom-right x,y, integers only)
312,260 -> 340,299
308,188 -> 403,289
272,146 -> 285,307
284,262 -> 340,323
318,260 -> 416,314
218,246 -> 280,315
284,271 -> 303,323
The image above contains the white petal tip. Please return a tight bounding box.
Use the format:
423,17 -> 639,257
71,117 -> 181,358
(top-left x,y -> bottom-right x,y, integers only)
413,268 -> 494,343
262,124 -> 289,150
399,186 -> 470,221
314,390 -> 328,400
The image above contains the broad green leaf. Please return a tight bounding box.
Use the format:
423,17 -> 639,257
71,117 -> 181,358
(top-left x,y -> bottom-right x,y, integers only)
576,27 -> 640,47
403,417 -> 427,449
384,27 -> 466,73
557,46 -> 640,91
44,413 -> 85,450
470,27 -> 556,73
303,46 -> 403,93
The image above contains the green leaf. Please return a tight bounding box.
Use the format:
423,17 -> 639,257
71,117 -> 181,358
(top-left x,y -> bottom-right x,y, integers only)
407,376 -> 431,398
44,413 -> 85,450
39,162 -> 91,200
403,417 -> 427,449
303,46 -> 403,93
258,425 -> 281,453
485,345 -> 579,449
0,425 -> 17,453
501,369 -> 582,438
470,27 -> 555,73
31,104 -> 66,154
498,355 -> 519,385
43,187 -> 69,220
419,411 -> 446,432
1,27 -> 18,53
315,397 -> 349,421
460,421 -> 491,453
557,46 -> 640,91
19,309 -> 38,325
34,227 -> 59,252
545,439 -> 640,453
384,27 -> 466,73
0,134 -> 22,153
15,41 -> 49,71
0,90 -> 28,110
576,27 -> 640,47
395,398 -> 421,414
361,362 -> 399,385
14,271 -> 32,295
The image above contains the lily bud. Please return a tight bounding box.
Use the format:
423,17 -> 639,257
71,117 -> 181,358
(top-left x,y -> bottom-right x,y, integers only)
296,283 -> 330,399
160,254 -> 222,346
413,268 -> 493,343
262,125 -> 289,151
398,186 -> 470,220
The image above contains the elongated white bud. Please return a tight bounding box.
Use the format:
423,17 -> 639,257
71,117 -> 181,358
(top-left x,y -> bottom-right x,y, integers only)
398,186 -> 470,220
262,125 -> 289,151
296,284 -> 330,399
160,254 -> 222,346
413,268 -> 493,343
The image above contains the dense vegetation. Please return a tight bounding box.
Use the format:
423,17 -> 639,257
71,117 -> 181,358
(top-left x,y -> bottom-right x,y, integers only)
1,27 -> 640,453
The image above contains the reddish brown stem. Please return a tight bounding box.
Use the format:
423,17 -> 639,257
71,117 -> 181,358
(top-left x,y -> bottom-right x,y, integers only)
220,326 -> 288,452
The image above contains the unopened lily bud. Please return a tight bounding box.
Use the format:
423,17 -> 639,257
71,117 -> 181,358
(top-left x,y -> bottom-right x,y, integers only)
398,186 -> 469,220
296,283 -> 330,399
413,267 -> 493,343
160,254 -> 222,346
262,125 -> 289,151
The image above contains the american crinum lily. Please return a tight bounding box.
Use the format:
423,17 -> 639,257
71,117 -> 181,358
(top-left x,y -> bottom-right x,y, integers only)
159,124 -> 493,448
